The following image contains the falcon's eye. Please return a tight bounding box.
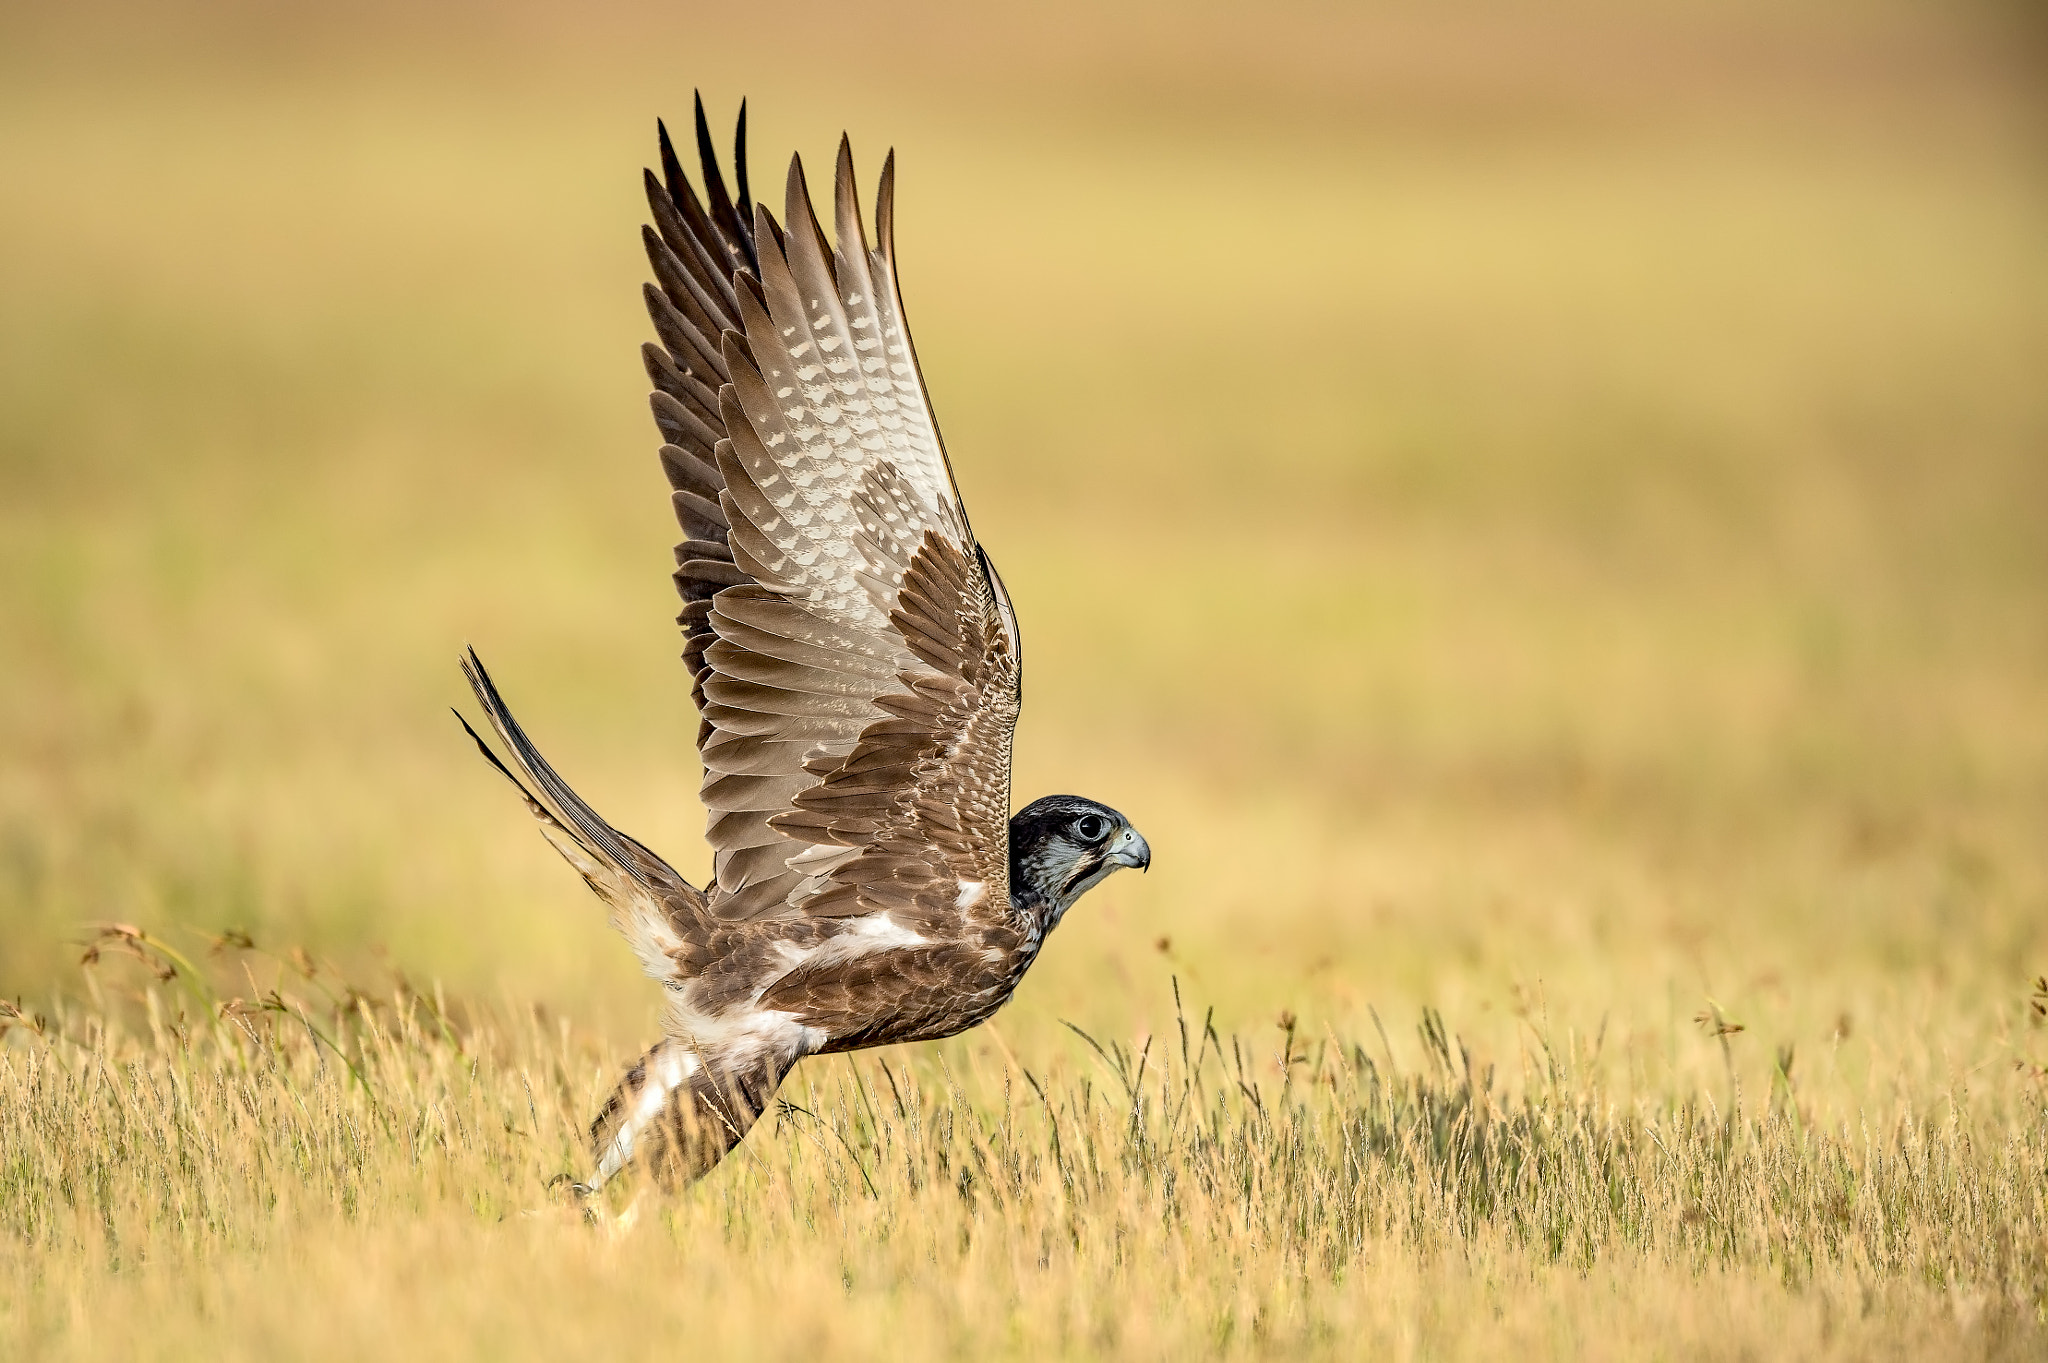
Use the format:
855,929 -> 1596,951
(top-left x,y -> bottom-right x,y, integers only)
1074,815 -> 1107,842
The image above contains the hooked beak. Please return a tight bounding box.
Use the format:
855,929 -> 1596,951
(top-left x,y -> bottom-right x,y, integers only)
1108,824 -> 1151,873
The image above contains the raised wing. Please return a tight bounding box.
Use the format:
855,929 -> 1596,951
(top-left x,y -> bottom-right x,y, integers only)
641,100 -> 1022,936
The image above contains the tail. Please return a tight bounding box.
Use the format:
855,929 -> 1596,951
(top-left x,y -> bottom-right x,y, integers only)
585,1037 -> 795,1190
454,647 -> 707,981
457,649 -> 787,1189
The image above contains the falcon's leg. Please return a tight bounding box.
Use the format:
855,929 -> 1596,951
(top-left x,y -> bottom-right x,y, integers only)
583,1036 -> 797,1191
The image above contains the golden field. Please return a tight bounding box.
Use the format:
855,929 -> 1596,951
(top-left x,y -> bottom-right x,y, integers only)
2,1 -> 2045,1357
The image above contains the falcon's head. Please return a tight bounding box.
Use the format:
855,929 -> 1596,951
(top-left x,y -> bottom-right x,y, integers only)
1008,795 -> 1150,926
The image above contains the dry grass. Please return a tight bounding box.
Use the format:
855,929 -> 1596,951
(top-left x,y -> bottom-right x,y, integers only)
2,0 -> 2046,1357
4,942 -> 2045,1360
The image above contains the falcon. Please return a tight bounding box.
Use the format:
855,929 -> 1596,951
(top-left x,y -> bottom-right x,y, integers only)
458,96 -> 1151,1189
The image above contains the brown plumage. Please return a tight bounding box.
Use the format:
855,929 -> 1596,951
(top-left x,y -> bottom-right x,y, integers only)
460,95 -> 1150,1189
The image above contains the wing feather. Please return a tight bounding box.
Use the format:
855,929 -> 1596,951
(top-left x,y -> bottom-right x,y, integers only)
644,342 -> 723,428
640,103 -> 1021,936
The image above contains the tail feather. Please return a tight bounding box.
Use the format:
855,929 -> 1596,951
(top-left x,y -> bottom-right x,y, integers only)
585,1037 -> 792,1190
456,648 -> 706,981
460,648 -> 678,895
457,647 -> 782,1189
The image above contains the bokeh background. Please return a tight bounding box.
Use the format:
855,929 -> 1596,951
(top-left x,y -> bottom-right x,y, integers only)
3,0 -> 2044,1094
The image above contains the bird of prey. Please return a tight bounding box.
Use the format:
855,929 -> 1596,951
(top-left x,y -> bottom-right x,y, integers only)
457,96 -> 1151,1190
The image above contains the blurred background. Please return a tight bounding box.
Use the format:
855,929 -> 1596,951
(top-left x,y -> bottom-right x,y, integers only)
2,0 -> 2043,1087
